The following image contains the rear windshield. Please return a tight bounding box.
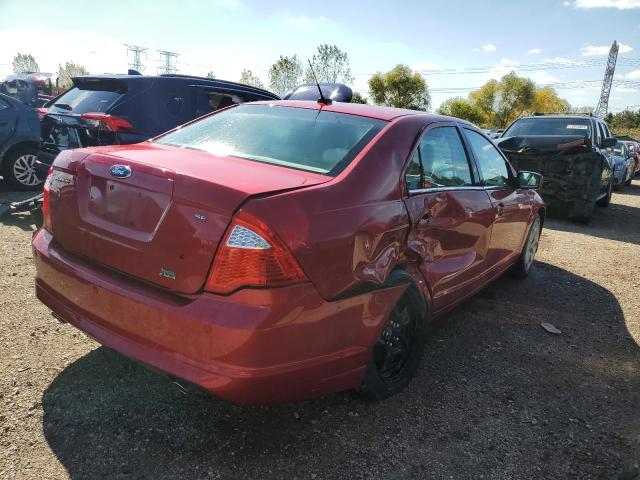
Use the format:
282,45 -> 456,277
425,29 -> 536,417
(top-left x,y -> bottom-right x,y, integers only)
154,104 -> 387,175
47,86 -> 124,114
504,118 -> 592,137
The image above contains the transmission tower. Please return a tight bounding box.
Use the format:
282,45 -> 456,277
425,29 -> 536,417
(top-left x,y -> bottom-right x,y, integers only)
157,50 -> 179,74
125,44 -> 147,72
593,41 -> 619,118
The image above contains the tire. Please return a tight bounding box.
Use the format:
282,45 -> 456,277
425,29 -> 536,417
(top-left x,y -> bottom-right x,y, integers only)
569,199 -> 595,224
597,180 -> 613,207
1,146 -> 43,191
511,214 -> 541,279
358,270 -> 428,401
625,175 -> 632,186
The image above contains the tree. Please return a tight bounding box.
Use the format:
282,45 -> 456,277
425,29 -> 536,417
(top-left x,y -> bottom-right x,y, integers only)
12,53 -> 39,74
437,97 -> 484,125
268,55 -> 303,96
304,44 -> 354,85
205,71 -> 216,79
350,92 -> 368,104
238,69 -> 264,89
57,62 -> 89,89
468,73 -> 536,127
368,64 -> 431,111
531,87 -> 570,114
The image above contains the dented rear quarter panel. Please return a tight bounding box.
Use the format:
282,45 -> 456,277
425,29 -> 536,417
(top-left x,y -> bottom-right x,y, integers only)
242,115 -> 430,301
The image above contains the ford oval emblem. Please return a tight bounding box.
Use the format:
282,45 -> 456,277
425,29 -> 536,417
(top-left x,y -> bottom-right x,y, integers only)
110,165 -> 131,179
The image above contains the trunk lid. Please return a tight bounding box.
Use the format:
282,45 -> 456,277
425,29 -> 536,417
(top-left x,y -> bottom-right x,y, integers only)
49,143 -> 331,293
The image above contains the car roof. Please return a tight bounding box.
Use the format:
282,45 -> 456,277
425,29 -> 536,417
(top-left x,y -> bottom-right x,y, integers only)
249,100 -> 464,123
519,114 -> 597,121
70,74 -> 278,98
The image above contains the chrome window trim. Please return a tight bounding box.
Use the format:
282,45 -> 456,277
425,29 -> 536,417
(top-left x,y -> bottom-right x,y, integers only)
408,185 -> 488,195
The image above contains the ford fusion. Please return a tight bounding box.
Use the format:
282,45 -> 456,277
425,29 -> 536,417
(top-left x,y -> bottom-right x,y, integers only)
32,101 -> 545,404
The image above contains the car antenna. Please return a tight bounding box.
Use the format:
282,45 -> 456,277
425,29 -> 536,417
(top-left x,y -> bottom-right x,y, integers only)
307,60 -> 331,106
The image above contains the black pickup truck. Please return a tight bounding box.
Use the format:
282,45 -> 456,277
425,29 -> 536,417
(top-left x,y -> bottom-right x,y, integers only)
496,114 -> 616,223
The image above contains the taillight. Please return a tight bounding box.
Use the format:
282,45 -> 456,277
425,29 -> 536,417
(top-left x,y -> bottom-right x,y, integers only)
35,108 -> 49,120
42,167 -> 53,232
80,113 -> 133,132
205,211 -> 306,294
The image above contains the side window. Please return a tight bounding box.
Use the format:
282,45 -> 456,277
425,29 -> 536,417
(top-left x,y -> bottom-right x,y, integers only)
196,89 -> 246,117
405,150 -> 423,190
465,129 -> 510,187
597,123 -> 607,148
406,126 -> 473,190
0,98 -> 9,111
593,121 -> 601,147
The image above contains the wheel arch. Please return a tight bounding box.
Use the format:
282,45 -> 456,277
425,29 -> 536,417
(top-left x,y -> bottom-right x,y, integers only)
383,265 -> 431,322
0,140 -> 39,168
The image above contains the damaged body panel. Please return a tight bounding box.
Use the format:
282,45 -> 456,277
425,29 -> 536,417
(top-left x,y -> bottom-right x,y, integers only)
497,115 -> 615,223
497,135 -> 612,220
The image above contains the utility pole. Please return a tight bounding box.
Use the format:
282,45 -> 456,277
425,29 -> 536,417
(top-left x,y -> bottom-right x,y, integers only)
157,50 -> 179,74
593,41 -> 619,118
125,44 -> 147,72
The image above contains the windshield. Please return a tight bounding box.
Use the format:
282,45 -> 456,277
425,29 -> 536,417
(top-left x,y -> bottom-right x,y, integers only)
47,87 -> 123,114
504,118 -> 592,137
154,104 -> 387,175
614,144 -> 626,156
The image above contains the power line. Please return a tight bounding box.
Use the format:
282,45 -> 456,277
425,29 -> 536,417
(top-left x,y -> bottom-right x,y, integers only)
157,50 -> 179,74
354,79 -> 640,95
353,57 -> 640,77
125,44 -> 147,72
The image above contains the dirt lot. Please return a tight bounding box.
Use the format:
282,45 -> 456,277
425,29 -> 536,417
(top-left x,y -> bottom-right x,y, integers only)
1,180 -> 639,480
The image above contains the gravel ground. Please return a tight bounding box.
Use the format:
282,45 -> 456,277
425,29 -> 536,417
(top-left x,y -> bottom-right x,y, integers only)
1,180 -> 639,480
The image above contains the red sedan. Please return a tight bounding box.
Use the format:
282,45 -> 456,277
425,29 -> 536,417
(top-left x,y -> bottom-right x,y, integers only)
32,100 -> 545,404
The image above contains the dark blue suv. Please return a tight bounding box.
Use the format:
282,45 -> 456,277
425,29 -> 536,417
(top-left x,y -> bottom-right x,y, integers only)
36,73 -> 279,183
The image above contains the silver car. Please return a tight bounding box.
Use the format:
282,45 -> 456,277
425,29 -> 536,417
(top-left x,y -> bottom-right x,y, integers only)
612,141 -> 635,190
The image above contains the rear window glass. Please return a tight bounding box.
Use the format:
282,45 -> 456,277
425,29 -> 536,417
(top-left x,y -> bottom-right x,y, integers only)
154,104 -> 387,175
48,87 -> 123,114
504,118 -> 592,137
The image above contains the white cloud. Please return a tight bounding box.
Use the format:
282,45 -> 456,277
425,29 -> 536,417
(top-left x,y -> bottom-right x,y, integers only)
572,0 -> 640,8
500,58 -> 520,66
625,69 -> 640,79
563,1 -> 571,5
543,57 -> 585,65
284,15 -> 311,28
528,48 -> 542,54
528,71 -> 562,84
473,43 -> 496,53
580,43 -> 634,56
411,61 -> 440,71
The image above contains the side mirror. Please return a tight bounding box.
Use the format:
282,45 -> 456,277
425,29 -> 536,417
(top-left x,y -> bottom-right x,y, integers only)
518,171 -> 543,189
602,137 -> 617,148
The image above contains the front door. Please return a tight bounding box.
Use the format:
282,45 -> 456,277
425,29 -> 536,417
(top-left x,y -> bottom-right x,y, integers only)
402,124 -> 495,314
463,128 -> 533,271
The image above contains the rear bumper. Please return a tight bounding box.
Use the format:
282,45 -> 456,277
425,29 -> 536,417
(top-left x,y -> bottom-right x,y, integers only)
32,229 -> 404,404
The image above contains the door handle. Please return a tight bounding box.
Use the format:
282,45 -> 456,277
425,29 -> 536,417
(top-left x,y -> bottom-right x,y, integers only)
0,121 -> 8,126
496,202 -> 504,217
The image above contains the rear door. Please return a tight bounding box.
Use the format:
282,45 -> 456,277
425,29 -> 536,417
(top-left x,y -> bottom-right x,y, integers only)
463,128 -> 533,270
0,97 -> 16,145
402,123 -> 495,313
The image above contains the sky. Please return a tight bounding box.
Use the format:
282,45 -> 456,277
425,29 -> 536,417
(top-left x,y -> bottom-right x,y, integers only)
1,0 -> 639,111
